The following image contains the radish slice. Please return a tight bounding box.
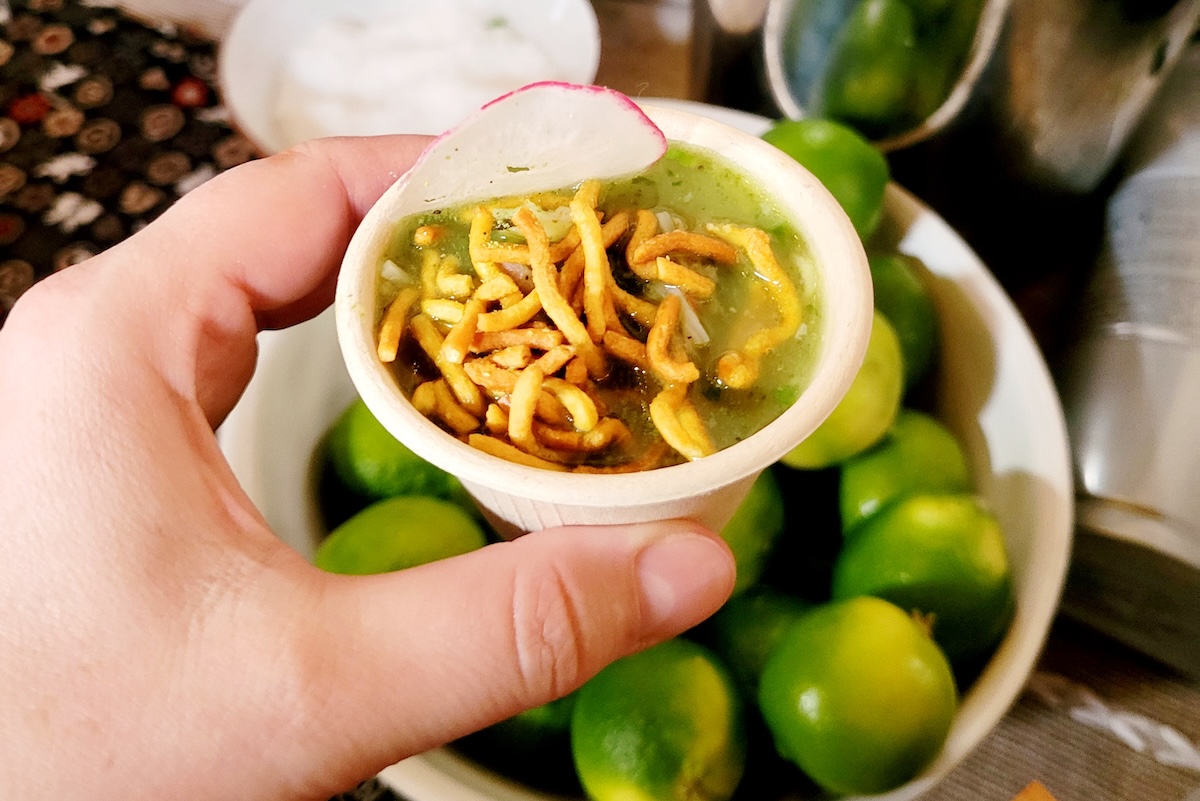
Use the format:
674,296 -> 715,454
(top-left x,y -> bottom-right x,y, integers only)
385,82 -> 667,222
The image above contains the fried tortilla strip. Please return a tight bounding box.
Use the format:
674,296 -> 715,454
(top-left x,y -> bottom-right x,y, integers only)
463,359 -> 571,427
707,223 -> 803,389
430,379 -> 480,435
531,344 -> 576,376
410,313 -> 485,415
377,286 -> 420,363
543,376 -> 599,432
602,330 -> 652,373
630,229 -> 739,267
548,225 -> 582,263
485,403 -> 509,436
564,356 -> 588,386
647,294 -> 701,384
652,256 -> 716,299
580,379 -> 611,418
437,259 -> 475,299
413,224 -> 445,247
472,328 -> 564,353
675,395 -> 716,456
496,292 -> 521,308
463,358 -> 518,394
468,434 -> 569,472
411,380 -> 438,417
441,297 -> 486,364
468,207 -> 508,281
413,379 -> 478,435
476,289 -> 542,332
650,383 -> 715,461
422,298 -> 465,325
474,274 -> 521,302
602,284 -> 622,332
607,277 -> 658,329
534,393 -> 572,427
569,272 -> 587,316
513,206 -> 606,377
509,365 -> 551,458
560,210 -> 629,301
472,202 -> 587,267
490,345 -> 533,370
534,416 -> 631,453
568,180 -> 616,342
626,209 -> 658,268
420,249 -> 442,297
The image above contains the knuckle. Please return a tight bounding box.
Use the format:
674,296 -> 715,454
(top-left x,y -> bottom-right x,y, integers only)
3,272 -> 84,339
508,561 -> 589,701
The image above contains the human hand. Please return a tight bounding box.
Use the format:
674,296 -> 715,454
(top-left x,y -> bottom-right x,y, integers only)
0,137 -> 736,800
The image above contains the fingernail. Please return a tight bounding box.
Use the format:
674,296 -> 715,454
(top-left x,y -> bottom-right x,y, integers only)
636,526 -> 735,636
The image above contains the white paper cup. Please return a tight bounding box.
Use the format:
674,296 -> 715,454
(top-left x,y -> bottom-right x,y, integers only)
335,105 -> 872,537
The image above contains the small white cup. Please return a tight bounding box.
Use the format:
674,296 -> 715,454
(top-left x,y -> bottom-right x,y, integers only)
335,105 -> 873,537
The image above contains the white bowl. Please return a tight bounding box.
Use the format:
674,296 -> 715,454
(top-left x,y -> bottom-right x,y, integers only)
218,0 -> 601,153
217,103 -> 1073,801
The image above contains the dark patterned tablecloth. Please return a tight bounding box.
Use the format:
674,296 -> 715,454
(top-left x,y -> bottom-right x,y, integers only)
0,0 -> 258,326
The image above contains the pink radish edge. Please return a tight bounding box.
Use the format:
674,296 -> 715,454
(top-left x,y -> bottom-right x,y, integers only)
386,82 -> 669,220
479,81 -> 666,140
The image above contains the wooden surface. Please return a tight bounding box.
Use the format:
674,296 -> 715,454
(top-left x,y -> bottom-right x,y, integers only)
593,0 -> 693,101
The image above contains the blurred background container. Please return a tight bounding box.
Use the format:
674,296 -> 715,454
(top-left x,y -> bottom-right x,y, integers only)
694,0 -> 1200,359
695,0 -> 1200,193
1057,41 -> 1200,680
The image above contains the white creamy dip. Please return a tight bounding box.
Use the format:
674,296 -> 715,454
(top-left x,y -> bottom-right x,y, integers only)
273,4 -> 591,141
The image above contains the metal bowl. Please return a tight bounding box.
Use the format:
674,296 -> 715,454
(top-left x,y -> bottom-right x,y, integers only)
761,0 -> 1008,153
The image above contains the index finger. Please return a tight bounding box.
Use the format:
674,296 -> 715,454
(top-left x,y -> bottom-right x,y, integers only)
128,134 -> 434,331
70,135 -> 432,424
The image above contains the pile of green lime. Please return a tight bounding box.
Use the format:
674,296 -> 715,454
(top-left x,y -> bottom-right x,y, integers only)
312,397 -> 489,576
306,119 -> 1016,800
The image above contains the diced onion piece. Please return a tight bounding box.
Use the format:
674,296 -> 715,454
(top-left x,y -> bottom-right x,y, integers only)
498,261 -> 534,292
380,258 -> 411,286
664,286 -> 710,347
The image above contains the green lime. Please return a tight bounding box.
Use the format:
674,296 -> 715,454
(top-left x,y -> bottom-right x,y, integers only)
326,397 -> 468,502
832,493 -> 1014,664
908,40 -> 959,120
721,470 -> 787,596
758,597 -> 957,796
700,588 -> 812,701
839,409 -> 970,533
905,0 -> 982,117
822,0 -> 918,135
869,253 -> 939,389
572,638 -> 746,801
761,118 -> 890,240
313,495 -> 486,575
782,310 -> 904,469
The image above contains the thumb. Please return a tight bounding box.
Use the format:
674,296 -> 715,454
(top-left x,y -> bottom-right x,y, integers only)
294,519 -> 735,792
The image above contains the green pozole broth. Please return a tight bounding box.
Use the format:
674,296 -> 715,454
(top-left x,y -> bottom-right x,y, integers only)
377,143 -> 822,468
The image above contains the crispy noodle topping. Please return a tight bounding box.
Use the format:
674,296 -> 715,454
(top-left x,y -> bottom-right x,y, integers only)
377,182 -> 803,471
